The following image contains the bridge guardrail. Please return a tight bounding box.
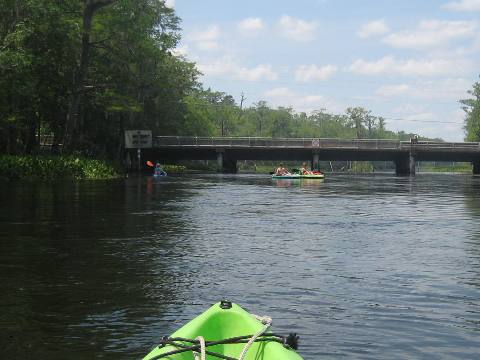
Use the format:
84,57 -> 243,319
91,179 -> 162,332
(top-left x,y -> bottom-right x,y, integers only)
154,136 -> 405,149
153,136 -> 480,151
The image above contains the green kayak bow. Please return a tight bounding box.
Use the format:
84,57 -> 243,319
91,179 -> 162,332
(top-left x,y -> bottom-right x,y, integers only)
143,301 -> 303,360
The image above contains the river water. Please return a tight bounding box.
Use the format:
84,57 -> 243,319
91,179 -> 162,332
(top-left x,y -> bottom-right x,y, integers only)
1,174 -> 480,359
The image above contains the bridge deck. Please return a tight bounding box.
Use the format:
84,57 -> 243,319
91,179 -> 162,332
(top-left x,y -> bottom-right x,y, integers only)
153,136 -> 480,152
124,136 -> 480,174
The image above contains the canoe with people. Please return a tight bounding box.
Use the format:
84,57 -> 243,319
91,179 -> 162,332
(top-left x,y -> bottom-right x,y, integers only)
143,301 -> 303,360
271,162 -> 324,179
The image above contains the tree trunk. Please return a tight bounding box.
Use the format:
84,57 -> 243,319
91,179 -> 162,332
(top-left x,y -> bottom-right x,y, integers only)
64,0 -> 115,152
25,115 -> 37,154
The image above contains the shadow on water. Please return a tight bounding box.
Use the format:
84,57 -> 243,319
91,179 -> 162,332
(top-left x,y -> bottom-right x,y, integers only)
0,177 -> 194,359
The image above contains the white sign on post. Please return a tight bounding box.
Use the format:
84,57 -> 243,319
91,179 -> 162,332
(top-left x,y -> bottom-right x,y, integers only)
125,130 -> 152,148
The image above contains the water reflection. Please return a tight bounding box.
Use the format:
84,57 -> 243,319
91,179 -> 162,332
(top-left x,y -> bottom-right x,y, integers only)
272,178 -> 325,188
0,178 -> 192,359
1,174 -> 480,359
461,177 -> 480,291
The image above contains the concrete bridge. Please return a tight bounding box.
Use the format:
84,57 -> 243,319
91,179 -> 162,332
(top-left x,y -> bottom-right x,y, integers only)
129,136 -> 480,175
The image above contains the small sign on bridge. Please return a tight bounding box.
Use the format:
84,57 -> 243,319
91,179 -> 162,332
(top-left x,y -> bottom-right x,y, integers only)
125,130 -> 152,148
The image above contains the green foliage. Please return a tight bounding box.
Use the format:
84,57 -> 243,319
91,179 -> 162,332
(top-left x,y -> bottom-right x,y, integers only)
0,155 -> 118,180
0,0 -> 198,156
349,161 -> 374,173
162,164 -> 186,173
0,0 -> 441,160
461,78 -> 480,141
420,163 -> 472,173
182,94 -> 423,141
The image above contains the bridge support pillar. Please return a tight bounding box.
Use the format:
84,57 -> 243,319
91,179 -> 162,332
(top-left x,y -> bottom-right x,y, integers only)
216,150 -> 237,173
409,153 -> 416,176
223,158 -> 237,173
473,160 -> 480,175
125,151 -> 132,171
216,151 -> 223,172
395,154 -> 416,176
312,152 -> 320,171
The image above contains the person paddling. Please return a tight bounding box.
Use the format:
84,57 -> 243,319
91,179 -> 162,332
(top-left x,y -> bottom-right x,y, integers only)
275,163 -> 290,176
300,162 -> 313,175
154,161 -> 166,176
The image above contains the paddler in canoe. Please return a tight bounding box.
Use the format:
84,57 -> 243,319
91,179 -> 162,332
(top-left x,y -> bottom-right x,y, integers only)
299,162 -> 324,176
299,162 -> 313,175
274,163 -> 291,176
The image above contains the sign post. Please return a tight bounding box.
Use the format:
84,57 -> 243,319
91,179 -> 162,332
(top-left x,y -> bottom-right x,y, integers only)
124,130 -> 152,172
137,147 -> 141,172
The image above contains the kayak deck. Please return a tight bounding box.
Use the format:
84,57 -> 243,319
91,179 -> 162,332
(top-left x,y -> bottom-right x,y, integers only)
143,302 -> 303,360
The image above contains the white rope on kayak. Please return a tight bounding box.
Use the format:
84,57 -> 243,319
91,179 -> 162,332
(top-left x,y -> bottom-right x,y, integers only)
237,315 -> 272,360
193,336 -> 206,360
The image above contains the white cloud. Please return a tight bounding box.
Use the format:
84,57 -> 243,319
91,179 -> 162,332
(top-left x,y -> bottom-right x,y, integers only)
294,64 -> 338,82
237,64 -> 278,81
376,84 -> 410,96
263,87 -> 341,113
264,87 -> 296,97
403,112 -> 436,121
278,15 -> 318,42
165,0 -> 175,8
238,17 -> 265,32
348,56 -> 472,76
376,78 -> 472,101
357,20 -> 390,39
198,59 -> 278,81
383,82 -> 469,141
383,20 -> 477,49
388,106 -> 465,140
189,25 -> 221,50
443,0 -> 480,11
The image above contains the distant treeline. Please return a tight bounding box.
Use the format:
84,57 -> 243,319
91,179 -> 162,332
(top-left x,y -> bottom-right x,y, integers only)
1,1 -> 478,161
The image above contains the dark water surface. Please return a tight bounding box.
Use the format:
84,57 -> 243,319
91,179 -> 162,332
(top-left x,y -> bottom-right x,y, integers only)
1,174 -> 480,359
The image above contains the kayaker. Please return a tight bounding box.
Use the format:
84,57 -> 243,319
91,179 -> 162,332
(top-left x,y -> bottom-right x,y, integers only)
154,162 -> 166,176
275,163 -> 290,176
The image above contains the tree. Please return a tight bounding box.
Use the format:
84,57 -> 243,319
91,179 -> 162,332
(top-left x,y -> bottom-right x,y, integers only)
0,0 -> 199,157
64,0 -> 117,151
461,78 -> 480,141
346,107 -> 371,139
253,101 -> 269,137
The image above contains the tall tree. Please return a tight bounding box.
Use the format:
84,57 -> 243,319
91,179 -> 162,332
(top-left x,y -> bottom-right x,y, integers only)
346,107 -> 370,139
461,78 -> 480,141
64,0 -> 116,151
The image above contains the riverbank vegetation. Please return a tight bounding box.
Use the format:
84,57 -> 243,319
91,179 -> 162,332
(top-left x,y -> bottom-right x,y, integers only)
162,164 -> 186,174
0,155 -> 118,180
419,162 -> 473,173
1,0 -> 477,168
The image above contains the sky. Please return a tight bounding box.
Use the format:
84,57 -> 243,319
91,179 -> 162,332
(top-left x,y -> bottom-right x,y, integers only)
167,0 -> 480,141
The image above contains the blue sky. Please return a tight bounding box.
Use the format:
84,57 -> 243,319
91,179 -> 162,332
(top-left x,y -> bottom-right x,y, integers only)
168,0 -> 480,141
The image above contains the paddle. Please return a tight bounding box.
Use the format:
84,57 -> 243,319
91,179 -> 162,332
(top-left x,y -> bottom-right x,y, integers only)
146,160 -> 154,167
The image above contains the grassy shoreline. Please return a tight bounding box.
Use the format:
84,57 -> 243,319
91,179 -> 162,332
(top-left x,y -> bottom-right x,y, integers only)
0,155 -> 120,180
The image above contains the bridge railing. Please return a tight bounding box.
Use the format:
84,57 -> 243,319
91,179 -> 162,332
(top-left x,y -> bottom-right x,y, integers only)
154,136 -> 405,149
404,141 -> 480,150
153,136 -> 480,151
